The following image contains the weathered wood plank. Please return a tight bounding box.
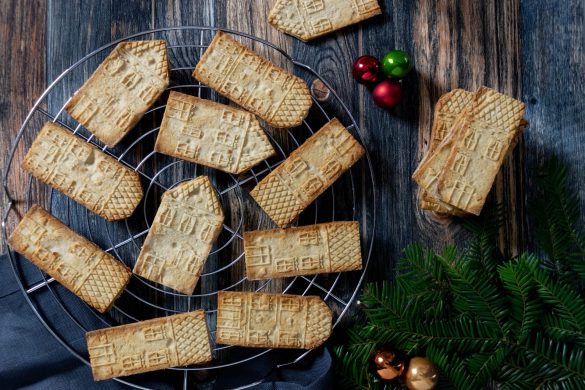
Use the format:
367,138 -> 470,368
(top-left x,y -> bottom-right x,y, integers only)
408,0 -> 524,261
521,0 -> 585,249
1,0 -> 584,386
0,0 -> 46,236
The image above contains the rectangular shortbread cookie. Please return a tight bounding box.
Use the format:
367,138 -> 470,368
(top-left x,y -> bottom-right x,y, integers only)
155,91 -> 275,174
269,0 -> 382,42
8,206 -> 131,313
419,89 -> 474,216
428,89 -> 476,152
436,87 -> 525,215
65,40 -> 169,147
244,221 -> 362,280
86,310 -> 212,380
193,32 -> 312,128
414,89 -> 528,216
250,118 -> 365,227
216,291 -> 332,349
133,176 -> 224,294
23,122 -> 143,221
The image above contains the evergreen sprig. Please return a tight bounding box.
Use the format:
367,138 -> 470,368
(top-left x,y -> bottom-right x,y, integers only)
333,159 -> 585,389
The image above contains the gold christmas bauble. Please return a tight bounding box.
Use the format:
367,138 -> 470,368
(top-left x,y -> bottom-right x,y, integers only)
370,346 -> 405,381
405,357 -> 439,390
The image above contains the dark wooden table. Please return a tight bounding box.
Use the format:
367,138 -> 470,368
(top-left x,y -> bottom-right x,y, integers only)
0,0 -> 584,387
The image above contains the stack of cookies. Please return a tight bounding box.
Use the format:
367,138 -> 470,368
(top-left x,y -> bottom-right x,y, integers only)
9,32 -> 366,381
412,87 -> 527,216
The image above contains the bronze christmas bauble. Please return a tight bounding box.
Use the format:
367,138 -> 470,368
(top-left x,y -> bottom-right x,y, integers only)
370,346 -> 405,381
405,357 -> 439,390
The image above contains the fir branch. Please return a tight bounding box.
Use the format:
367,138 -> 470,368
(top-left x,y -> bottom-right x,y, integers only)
498,361 -> 541,389
541,314 -> 585,347
540,158 -> 585,257
396,244 -> 453,319
360,282 -> 409,329
532,157 -> 585,284
438,253 -> 511,336
425,344 -> 472,389
498,256 -> 541,343
333,345 -> 375,390
517,333 -> 585,382
407,318 -> 499,351
465,347 -> 507,385
524,255 -> 585,331
463,204 -> 506,275
333,158 -> 585,388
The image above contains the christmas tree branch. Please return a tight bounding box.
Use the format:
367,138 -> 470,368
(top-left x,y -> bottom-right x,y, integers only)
333,158 -> 585,388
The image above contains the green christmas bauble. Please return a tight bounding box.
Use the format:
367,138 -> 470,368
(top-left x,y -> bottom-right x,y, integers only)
381,50 -> 413,79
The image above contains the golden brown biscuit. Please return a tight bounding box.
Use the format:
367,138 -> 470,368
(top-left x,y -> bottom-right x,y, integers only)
193,32 -> 312,128
133,176 -> 224,294
216,291 -> 332,349
86,310 -> 212,380
428,89 -> 476,151
416,91 -> 528,216
8,206 -> 131,313
269,0 -> 382,42
251,118 -> 365,227
65,40 -> 169,147
23,122 -> 143,221
155,91 -> 275,174
244,221 -> 362,280
417,89 -> 475,216
437,87 -> 525,215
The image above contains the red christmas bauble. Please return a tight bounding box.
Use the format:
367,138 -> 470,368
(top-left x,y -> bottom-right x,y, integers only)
372,79 -> 402,109
352,55 -> 381,85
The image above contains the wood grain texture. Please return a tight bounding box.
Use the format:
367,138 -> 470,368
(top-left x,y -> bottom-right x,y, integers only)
411,0 -> 525,260
0,0 -> 584,386
521,0 -> 585,249
0,0 -> 46,233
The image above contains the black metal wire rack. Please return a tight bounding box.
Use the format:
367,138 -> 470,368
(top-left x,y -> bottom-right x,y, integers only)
2,26 -> 376,389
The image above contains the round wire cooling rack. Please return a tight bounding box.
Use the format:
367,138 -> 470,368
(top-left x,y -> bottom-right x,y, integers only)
2,26 -> 376,389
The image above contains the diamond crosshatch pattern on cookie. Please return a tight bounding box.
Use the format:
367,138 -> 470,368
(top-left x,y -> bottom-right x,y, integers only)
193,32 -> 312,128
268,0 -> 381,41
251,118 -> 365,227
8,206 -> 131,313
